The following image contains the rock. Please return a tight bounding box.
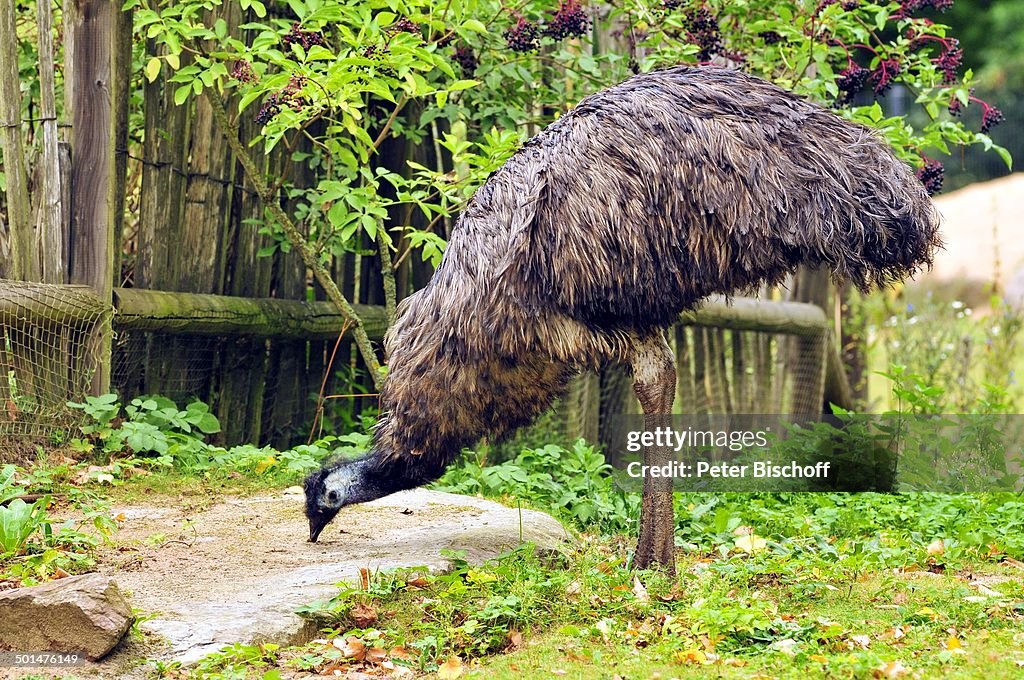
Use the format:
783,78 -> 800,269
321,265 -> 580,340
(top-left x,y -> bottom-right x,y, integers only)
0,573 -> 134,660
102,489 -> 569,664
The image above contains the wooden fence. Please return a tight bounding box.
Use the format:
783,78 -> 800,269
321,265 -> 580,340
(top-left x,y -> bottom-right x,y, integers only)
0,0 -> 854,453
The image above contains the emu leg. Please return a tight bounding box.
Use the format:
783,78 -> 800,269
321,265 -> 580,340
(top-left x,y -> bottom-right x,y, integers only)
630,333 -> 677,573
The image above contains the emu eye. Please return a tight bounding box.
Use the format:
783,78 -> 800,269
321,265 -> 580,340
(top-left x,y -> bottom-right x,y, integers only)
326,489 -> 341,505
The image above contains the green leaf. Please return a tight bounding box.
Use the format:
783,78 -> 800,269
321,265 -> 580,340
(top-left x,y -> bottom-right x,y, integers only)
145,57 -> 161,83
461,19 -> 487,33
994,144 -> 1013,170
448,79 -> 479,91
173,84 -> 192,106
165,52 -> 180,70
214,18 -> 228,40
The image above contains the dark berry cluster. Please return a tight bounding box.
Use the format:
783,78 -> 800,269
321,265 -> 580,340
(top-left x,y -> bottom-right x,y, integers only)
814,0 -> 840,15
282,75 -> 307,104
685,6 -> 722,61
282,23 -> 325,50
544,0 -> 589,40
437,32 -> 456,48
453,45 -> 478,76
759,31 -> 782,45
981,104 -> 1004,133
947,96 -> 962,116
254,75 -> 308,125
255,96 -> 282,125
505,17 -> 541,53
901,0 -> 953,14
230,60 -> 256,84
360,45 -> 398,78
836,65 -> 870,103
388,17 -> 419,34
933,40 -> 962,84
663,0 -> 683,8
871,58 -> 900,95
915,158 -> 944,195
840,0 -> 859,9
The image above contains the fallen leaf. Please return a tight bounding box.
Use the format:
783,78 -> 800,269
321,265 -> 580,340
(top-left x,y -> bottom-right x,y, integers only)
507,630 -> 523,650
53,567 -> 71,579
810,654 -> 828,664
389,646 -> 414,661
566,580 -> 582,596
733,525 -> 755,536
632,577 -> 650,603
114,513 -> 127,522
364,646 -> 387,664
944,636 -> 965,653
334,636 -> 366,661
969,581 -> 1004,598
320,662 -> 347,675
772,639 -> 798,656
595,618 -> 614,642
733,533 -> 768,554
874,660 -> 911,678
674,648 -> 707,664
436,656 -> 463,680
359,567 -> 371,590
849,634 -> 871,649
405,576 -> 429,589
926,539 -> 945,556
349,603 -> 378,627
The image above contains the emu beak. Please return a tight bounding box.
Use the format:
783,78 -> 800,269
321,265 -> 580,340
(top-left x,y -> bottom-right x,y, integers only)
309,517 -> 327,543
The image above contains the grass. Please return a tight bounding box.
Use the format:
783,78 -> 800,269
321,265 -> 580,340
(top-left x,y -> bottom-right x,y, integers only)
163,490 -> 1024,680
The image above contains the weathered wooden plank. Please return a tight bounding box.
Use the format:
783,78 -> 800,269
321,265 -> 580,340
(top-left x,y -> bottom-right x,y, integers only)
34,0 -> 63,284
680,296 -> 828,338
0,0 -> 34,281
0,283 -> 106,326
66,0 -> 120,393
112,288 -> 389,340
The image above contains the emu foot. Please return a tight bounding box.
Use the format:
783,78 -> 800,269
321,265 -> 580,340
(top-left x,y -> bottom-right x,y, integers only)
634,489 -> 675,574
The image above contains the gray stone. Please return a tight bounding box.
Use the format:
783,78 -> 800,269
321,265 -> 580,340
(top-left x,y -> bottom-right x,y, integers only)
0,573 -> 134,660
102,489 -> 569,664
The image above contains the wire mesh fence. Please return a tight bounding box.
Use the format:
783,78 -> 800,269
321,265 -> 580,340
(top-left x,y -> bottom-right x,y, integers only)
2,276 -> 832,458
493,324 -> 829,462
0,281 -> 110,459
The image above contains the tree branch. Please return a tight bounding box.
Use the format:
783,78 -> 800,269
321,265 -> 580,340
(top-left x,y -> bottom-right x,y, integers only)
204,88 -> 385,389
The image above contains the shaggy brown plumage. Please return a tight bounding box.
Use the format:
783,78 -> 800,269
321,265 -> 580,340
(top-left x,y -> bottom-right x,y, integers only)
305,65 -> 940,557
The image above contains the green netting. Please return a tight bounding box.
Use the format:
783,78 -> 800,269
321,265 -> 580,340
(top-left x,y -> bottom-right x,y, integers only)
0,280 -> 110,458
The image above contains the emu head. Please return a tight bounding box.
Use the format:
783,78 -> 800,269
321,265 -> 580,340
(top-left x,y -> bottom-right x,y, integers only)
303,458 -> 365,543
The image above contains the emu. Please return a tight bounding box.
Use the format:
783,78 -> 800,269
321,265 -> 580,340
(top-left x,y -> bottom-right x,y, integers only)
305,65 -> 940,570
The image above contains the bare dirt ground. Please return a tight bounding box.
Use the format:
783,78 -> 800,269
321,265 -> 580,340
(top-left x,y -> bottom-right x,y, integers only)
11,489 -> 567,679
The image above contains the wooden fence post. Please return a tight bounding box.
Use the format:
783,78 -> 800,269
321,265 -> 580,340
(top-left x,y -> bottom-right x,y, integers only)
65,0 -> 125,394
0,0 -> 35,281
